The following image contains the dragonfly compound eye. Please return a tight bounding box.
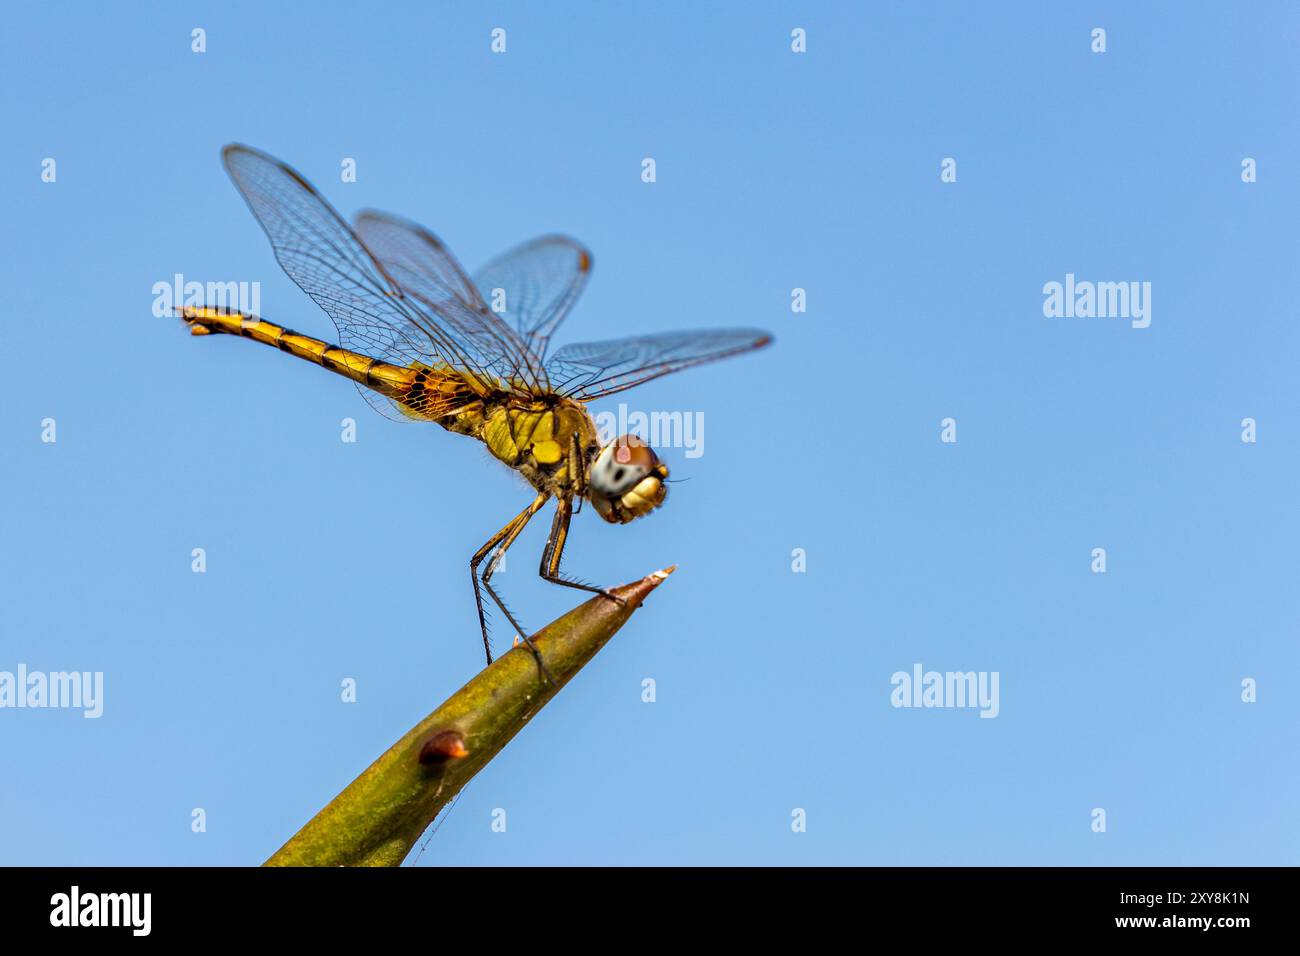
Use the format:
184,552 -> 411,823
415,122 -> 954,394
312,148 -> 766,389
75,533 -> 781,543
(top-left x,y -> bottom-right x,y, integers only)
590,436 -> 658,495
589,435 -> 669,523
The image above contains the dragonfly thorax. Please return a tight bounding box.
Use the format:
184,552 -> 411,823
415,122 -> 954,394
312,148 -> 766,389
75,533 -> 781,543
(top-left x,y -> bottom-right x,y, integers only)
477,399 -> 598,498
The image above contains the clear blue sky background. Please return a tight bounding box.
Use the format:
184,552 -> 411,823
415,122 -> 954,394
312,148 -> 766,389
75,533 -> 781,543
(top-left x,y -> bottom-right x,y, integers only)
2,1 -> 1297,865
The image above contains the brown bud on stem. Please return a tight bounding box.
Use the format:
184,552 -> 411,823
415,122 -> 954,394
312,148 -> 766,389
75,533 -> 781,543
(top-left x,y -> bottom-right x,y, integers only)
418,730 -> 469,765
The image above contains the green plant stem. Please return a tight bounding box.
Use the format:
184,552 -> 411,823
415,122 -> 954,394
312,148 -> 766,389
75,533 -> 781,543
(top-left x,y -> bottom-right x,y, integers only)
263,566 -> 674,867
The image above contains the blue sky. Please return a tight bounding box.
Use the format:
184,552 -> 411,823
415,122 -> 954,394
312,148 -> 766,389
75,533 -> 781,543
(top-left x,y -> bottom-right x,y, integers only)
1,1 -> 1297,865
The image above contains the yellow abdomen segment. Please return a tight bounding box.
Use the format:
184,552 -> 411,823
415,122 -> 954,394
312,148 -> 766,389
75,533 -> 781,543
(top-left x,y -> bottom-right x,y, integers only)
179,306 -> 479,421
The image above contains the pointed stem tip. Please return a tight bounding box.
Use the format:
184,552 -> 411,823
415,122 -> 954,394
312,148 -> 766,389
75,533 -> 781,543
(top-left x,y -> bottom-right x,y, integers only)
265,565 -> 676,867
610,564 -> 678,610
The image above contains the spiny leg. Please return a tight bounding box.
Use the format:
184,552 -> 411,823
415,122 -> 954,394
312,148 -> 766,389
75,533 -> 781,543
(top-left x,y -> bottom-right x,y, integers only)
470,492 -> 548,666
570,431 -> 586,516
483,510 -> 556,685
538,497 -> 627,607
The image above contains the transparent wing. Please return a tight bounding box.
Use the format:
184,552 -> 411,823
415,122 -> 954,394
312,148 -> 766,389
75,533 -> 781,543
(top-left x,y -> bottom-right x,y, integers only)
221,144 -> 537,420
546,329 -> 773,401
353,209 -> 484,312
353,210 -> 549,394
472,235 -> 593,362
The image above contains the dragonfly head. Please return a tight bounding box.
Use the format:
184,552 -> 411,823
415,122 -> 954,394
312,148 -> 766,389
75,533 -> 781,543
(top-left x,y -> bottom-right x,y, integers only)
588,435 -> 669,524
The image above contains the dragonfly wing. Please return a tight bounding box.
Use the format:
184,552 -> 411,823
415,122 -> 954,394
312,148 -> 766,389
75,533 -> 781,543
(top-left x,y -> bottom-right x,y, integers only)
546,329 -> 773,401
472,235 -> 593,363
354,210 -> 549,394
353,209 -> 484,311
221,144 -> 522,420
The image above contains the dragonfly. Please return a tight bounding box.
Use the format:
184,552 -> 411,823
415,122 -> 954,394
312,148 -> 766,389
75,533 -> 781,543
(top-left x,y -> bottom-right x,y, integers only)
179,144 -> 772,667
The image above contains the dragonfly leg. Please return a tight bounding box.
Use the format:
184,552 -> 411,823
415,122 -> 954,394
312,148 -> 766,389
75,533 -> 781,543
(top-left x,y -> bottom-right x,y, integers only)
570,431 -> 586,515
538,497 -> 628,607
470,492 -> 553,680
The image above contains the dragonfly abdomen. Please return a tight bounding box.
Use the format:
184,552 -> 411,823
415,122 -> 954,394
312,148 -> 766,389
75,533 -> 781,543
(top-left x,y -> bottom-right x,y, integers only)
178,306 -> 426,403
